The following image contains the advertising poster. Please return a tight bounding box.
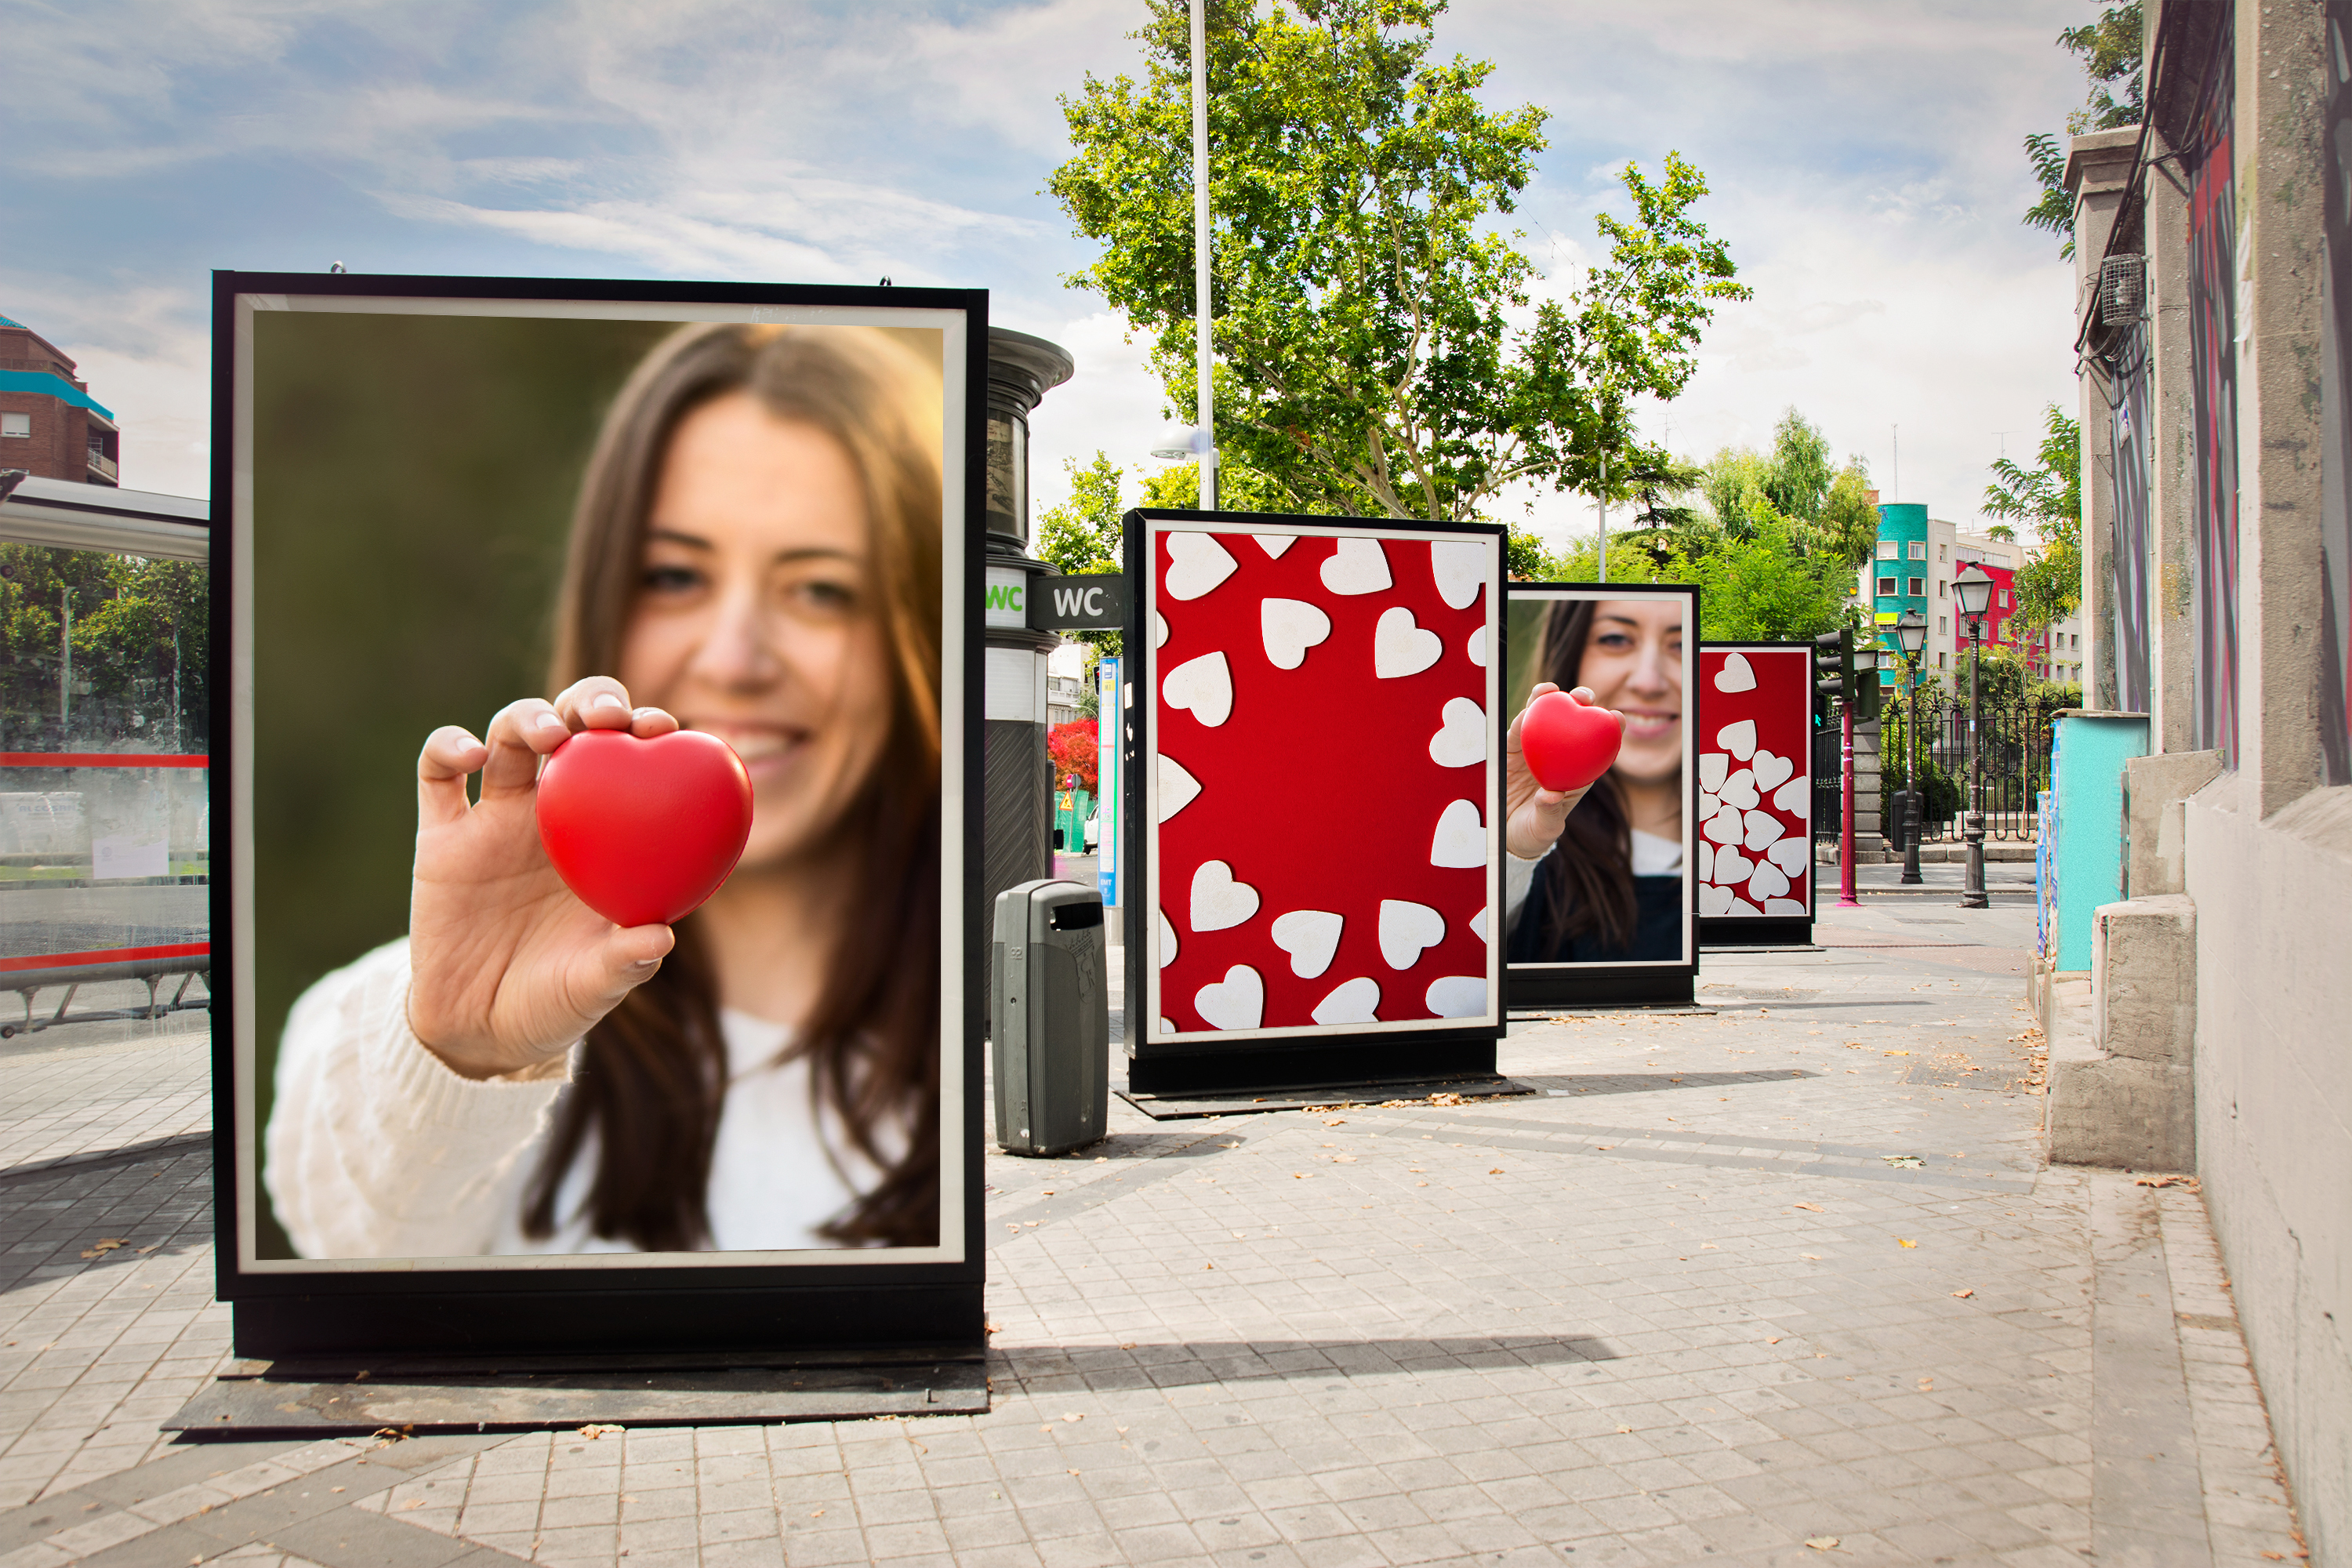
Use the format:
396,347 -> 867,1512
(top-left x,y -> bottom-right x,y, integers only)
1502,583 -> 1700,1008
1694,643 -> 1814,936
1123,510 -> 1504,1091
216,273 -> 985,1355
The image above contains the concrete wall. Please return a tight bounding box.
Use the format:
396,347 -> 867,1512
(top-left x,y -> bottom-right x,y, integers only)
2186,777 -> 2352,1564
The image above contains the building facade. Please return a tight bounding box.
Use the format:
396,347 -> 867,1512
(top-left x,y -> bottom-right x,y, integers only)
1865,503 -> 2087,687
2052,2 -> 2352,1557
0,314 -> 119,487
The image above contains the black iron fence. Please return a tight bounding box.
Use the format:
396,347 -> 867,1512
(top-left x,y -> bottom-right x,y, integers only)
1880,702 -> 2053,843
1809,703 -> 2055,847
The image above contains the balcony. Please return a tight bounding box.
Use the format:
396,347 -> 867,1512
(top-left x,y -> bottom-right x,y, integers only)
85,448 -> 117,483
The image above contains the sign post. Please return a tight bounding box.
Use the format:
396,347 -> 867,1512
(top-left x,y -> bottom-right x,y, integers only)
1096,655 -> 1120,916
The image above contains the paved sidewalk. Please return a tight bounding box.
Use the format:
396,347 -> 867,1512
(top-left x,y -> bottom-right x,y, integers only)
0,903 -> 2307,1567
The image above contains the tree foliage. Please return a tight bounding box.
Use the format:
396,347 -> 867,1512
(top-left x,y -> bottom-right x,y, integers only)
1050,0 -> 1748,526
1984,403 -> 2082,633
1048,720 -> 1099,795
0,545 -> 208,751
2021,3 -> 2145,254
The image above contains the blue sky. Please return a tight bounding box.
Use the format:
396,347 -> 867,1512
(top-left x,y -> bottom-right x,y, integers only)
5,0 -> 2092,546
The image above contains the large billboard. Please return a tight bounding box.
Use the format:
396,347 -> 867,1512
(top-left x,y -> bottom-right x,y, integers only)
1502,583 -> 1700,1008
1120,510 -> 1504,1092
215,274 -> 985,1355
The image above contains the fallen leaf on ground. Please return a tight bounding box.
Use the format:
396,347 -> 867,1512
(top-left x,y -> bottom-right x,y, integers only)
1767,1337 -> 1782,1345
1883,1155 -> 1925,1168
1792,1203 -> 1824,1213
1120,1342 -> 1136,1349
1806,1537 -> 1839,1551
1917,1377 -> 1935,1392
1802,1254 -> 1824,1261
1488,1168 -> 1505,1175
1951,1289 -> 1974,1298
1616,1425 -> 1632,1434
1062,1413 -> 1084,1422
2136,1174 -> 2198,1189
1898,1239 -> 1918,1248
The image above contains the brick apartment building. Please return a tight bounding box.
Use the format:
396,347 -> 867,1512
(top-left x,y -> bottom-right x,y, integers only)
0,314 -> 119,487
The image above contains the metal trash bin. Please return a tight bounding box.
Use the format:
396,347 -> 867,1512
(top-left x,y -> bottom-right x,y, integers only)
991,878 -> 1109,1156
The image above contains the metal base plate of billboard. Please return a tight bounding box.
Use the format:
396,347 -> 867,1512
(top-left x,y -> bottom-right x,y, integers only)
165,1349 -> 987,1437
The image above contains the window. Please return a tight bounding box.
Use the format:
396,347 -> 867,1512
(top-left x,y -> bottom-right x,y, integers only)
1938,579 -> 1947,598
1876,540 -> 1899,560
1938,652 -> 1949,669
1939,544 -> 1948,561
1907,540 -> 1926,560
1907,577 -> 1925,597
1876,577 -> 1896,597
1998,590 -> 2010,608
0,413 -> 28,438
1938,615 -> 1947,634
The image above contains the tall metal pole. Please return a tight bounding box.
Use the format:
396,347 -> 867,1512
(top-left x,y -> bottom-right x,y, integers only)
1596,455 -> 1608,583
1962,622 -> 1987,909
1191,0 -> 1216,512
1900,658 -> 1922,884
59,588 -> 72,738
1838,701 -> 1860,908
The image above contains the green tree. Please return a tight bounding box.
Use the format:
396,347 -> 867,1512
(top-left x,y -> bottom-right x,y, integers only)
1816,462 -> 1880,569
1050,0 -> 1748,526
1984,403 -> 2082,633
2021,3 -> 2145,254
1035,453 -> 1132,659
0,546 -> 207,751
1762,408 -> 1832,521
1674,519 -> 1852,642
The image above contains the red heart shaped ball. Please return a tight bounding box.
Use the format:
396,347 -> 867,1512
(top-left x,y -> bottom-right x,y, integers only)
535,728 -> 754,927
1519,691 -> 1624,793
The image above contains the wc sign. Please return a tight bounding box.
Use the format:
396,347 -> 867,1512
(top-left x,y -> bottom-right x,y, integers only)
1026,574 -> 1127,631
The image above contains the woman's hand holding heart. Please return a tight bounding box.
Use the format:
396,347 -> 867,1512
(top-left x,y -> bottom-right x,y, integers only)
407,677 -> 680,1080
1504,683 -> 1627,860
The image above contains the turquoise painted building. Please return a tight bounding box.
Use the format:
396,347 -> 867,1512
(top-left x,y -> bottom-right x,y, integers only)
1869,503 -> 1931,622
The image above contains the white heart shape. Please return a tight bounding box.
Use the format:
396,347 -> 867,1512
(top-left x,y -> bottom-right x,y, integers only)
1154,612 -> 1168,648
1768,837 -> 1810,877
1773,776 -> 1809,818
1704,804 -> 1744,846
1378,899 -> 1446,970
1158,754 -> 1203,821
1752,750 -> 1794,793
1430,540 -> 1486,609
1425,976 -> 1488,1018
1700,788 -> 1720,821
1255,534 -> 1296,559
1162,651 -> 1233,727
1469,906 -> 1490,944
1428,697 -> 1486,768
1765,898 -> 1809,916
1311,977 -> 1381,1025
1725,895 -> 1763,917
1157,1016 -> 1176,1036
1699,883 -> 1735,916
1713,652 -> 1757,693
1716,719 -> 1757,760
1698,840 -> 1714,882
1165,532 -> 1238,600
1321,537 -> 1392,595
1156,907 -> 1178,969
1189,860 -> 1260,933
1719,768 -> 1759,810
1374,606 -> 1443,679
1270,909 -> 1343,980
1698,753 -> 1729,790
1744,809 -> 1784,852
1260,597 -> 1332,671
1467,626 -> 1489,668
1429,799 -> 1486,868
1194,965 -> 1264,1030
1748,862 -> 1791,902
1713,848 -> 1755,884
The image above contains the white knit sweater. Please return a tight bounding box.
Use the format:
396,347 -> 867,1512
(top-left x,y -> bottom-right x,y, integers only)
264,939 -> 873,1259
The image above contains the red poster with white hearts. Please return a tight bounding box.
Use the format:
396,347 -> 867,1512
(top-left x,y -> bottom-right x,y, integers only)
1694,644 -> 1814,918
1140,518 -> 1503,1044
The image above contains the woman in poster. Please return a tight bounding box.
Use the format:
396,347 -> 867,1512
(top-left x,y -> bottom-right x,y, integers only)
266,323 -> 943,1258
1503,596 -> 1686,963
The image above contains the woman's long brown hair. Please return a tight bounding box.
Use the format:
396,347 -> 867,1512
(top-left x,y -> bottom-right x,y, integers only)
1525,599 -> 1639,953
521,323 -> 943,1252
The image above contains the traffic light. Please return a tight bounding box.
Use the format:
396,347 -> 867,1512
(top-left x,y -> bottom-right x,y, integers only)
1813,628 -> 1884,721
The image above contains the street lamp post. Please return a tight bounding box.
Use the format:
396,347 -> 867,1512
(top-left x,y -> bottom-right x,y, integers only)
1953,564 -> 1994,909
1893,609 -> 1927,886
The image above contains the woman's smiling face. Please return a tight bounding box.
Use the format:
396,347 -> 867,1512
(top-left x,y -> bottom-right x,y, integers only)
1578,598 -> 1685,785
619,391 -> 893,872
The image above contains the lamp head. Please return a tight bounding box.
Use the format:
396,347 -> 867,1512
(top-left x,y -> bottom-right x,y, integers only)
1955,561 -> 1994,618
1894,608 -> 1927,655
